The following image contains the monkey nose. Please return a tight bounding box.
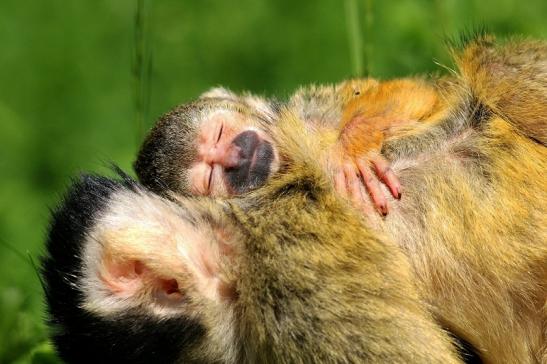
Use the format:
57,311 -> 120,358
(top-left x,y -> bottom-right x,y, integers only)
221,146 -> 242,168
202,145 -> 242,168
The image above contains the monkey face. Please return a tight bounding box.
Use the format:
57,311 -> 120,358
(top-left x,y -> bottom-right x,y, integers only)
188,109 -> 278,196
135,89 -> 280,197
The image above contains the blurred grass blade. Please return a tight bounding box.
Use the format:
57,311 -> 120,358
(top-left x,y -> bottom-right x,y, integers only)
344,0 -> 373,77
133,0 -> 153,145
27,252 -> 46,294
0,238 -> 28,265
364,0 -> 373,76
345,0 -> 363,77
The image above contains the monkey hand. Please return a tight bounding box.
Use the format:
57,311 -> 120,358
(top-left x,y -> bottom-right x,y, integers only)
326,150 -> 402,216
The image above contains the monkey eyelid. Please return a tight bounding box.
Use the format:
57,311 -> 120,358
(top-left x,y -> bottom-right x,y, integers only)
207,166 -> 213,194
216,124 -> 224,143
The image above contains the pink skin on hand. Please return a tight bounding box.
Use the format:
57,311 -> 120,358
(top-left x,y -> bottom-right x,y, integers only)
370,155 -> 401,199
333,153 -> 401,216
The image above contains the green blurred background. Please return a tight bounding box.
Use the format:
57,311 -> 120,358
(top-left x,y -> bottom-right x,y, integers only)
0,0 -> 545,362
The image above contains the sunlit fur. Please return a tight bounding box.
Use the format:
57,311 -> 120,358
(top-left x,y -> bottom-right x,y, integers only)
383,115 -> 546,363
321,37 -> 546,363
224,112 -> 463,363
62,126 -> 464,362
132,35 -> 546,363
43,35 -> 546,364
258,36 -> 547,363
457,37 -> 546,145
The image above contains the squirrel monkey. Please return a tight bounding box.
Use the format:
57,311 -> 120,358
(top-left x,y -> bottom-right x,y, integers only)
134,35 -> 547,363
133,77 -> 452,214
42,35 -> 546,363
134,80 -> 429,215
135,39 -> 547,217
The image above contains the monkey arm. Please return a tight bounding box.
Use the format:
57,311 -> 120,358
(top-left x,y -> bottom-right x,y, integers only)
286,82 -> 403,214
316,78 -> 447,215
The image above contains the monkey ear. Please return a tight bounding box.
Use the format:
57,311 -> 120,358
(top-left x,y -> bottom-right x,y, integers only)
200,87 -> 238,100
84,189 -> 236,312
98,252 -> 185,304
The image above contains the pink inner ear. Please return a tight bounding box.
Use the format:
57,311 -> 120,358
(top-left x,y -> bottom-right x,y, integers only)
100,258 -> 183,302
100,258 -> 143,297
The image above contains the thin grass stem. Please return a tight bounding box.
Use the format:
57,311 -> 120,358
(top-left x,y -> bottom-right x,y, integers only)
345,0 -> 364,77
364,0 -> 373,76
133,0 -> 153,145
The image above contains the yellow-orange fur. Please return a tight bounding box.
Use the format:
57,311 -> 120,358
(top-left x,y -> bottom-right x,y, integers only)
383,117 -> 546,363
457,36 -> 547,144
283,36 -> 547,363
132,35 -> 546,363
338,79 -> 445,158
291,37 -> 545,171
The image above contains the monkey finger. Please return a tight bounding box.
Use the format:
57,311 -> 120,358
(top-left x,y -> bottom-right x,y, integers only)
357,180 -> 375,216
356,160 -> 388,216
343,163 -> 364,208
370,155 -> 402,199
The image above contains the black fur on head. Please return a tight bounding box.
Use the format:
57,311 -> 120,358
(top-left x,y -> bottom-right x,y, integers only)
134,102 -> 203,197
41,174 -> 205,364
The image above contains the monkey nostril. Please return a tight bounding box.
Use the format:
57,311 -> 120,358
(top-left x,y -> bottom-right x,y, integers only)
162,278 -> 181,295
153,277 -> 185,304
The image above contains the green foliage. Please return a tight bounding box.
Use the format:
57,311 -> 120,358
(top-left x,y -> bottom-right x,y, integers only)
0,1 -> 545,362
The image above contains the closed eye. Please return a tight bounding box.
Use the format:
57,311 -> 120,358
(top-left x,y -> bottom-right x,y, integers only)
207,166 -> 214,194
216,124 -> 224,143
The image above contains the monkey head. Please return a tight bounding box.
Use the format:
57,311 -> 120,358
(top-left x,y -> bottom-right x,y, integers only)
135,88 -> 281,197
43,168 -> 463,364
42,175 -> 242,363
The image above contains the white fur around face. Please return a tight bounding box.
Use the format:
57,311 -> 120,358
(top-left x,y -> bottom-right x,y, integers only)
77,186 -> 240,363
79,187 -> 225,318
200,87 -> 237,100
